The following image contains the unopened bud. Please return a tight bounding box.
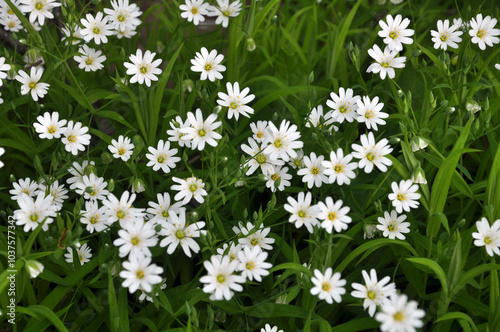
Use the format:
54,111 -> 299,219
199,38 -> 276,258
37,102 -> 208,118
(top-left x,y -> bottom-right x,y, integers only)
131,177 -> 146,194
410,136 -> 428,152
247,38 -> 256,52
411,167 -> 427,184
466,100 -> 481,114
183,79 -> 194,93
84,164 -> 97,176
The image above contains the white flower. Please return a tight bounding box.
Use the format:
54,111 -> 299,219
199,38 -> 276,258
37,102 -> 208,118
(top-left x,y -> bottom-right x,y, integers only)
322,148 -> 357,185
171,176 -> 208,205
326,87 -> 360,124
104,0 -> 142,33
310,268 -> 346,304
284,192 -> 320,233
80,12 -> 113,44
241,137 -> 283,176
145,140 -> 180,173
388,180 -> 420,213
167,116 -> 192,148
108,135 -> 134,161
190,47 -> 226,82
305,105 -> 334,129
131,178 -> 146,194
0,15 -> 23,32
351,132 -> 393,173
207,0 -> 242,28
237,246 -> 272,282
367,44 -> 406,80
453,17 -> 470,31
120,253 -> 163,293
378,14 -> 414,51
217,242 -> 242,263
33,111 -> 67,139
65,243 -> 92,264
61,24 -> 83,45
180,108 -> 222,150
147,193 -> 185,225
469,14 -> 500,50
114,220 -> 157,258
317,198 -> 351,233
376,210 -> 410,240
264,165 -> 292,192
297,152 -> 328,189
115,25 -> 138,39
74,45 -> 106,72
472,218 -> 500,257
496,63 -> 500,71
67,160 -> 95,190
351,269 -> 396,317
364,224 -> 377,239
10,177 -> 39,200
263,120 -> 303,162
431,19 -> 463,50
102,191 -> 144,226
36,180 -> 68,210
261,324 -> 283,332
0,57 -> 12,86
15,67 -> 50,101
74,173 -> 109,201
289,149 -> 305,169
235,222 -> 275,251
199,255 -> 245,301
217,82 -> 255,120
250,120 -> 268,143
80,200 -> 110,233
0,147 -> 4,168
160,211 -> 205,257
14,192 -> 58,232
180,0 -> 210,26
124,49 -> 162,87
19,0 -> 61,25
61,121 -> 91,155
356,96 -> 388,130
375,294 -> 425,332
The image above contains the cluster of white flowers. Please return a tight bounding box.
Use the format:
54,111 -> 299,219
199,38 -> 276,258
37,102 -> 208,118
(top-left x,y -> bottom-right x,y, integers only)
179,0 -> 242,27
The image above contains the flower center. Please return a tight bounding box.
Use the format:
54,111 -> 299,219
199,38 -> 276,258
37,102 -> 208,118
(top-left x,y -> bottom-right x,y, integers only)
321,282 -> 331,292
7,8 -> 14,15
256,131 -> 264,139
189,183 -> 198,192
118,148 -> 126,155
204,63 -> 213,71
175,229 -> 185,239
67,134 -> 77,143
339,104 -> 349,113
116,210 -> 126,219
271,173 -> 279,181
93,27 -> 100,35
136,270 -> 145,279
334,164 -> 343,173
140,66 -> 148,74
250,237 -> 260,246
217,273 -> 226,283
157,154 -> 166,163
35,2 -> 44,10
367,290 -> 376,300
294,158 -> 302,167
29,213 -> 39,222
21,188 -> 30,195
387,221 -> 398,232
161,209 -> 169,218
477,29 -> 486,38
222,10 -> 231,17
381,61 -> 390,68
397,194 -> 406,201
230,101 -> 238,109
311,167 -> 320,175
229,254 -> 236,261
90,215 -> 98,224
256,154 -> 267,164
365,110 -> 374,119
8,21 -> 15,28
198,128 -> 207,137
274,138 -> 283,148
298,210 -> 307,218
389,30 -> 399,39
366,152 -> 376,161
246,262 -> 255,270
393,311 -> 405,322
79,254 -> 84,261
328,212 -> 336,221
29,81 -> 37,90
440,33 -> 448,42
131,236 -> 141,246
484,236 -> 492,245
47,126 -> 57,134
117,14 -> 125,22
191,7 -> 198,14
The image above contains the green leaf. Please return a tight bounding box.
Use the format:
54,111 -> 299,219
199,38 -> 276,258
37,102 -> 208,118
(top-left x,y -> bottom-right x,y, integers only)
17,305 -> 69,332
407,257 -> 449,297
487,143 -> 500,219
270,262 -> 314,278
436,312 -> 478,332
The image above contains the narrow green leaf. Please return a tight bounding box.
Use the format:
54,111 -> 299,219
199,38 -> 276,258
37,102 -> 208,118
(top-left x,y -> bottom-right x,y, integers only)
17,305 -> 69,332
407,257 -> 449,297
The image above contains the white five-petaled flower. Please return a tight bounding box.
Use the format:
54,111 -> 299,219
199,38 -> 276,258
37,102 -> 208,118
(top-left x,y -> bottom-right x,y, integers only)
241,137 -> 282,176
0,57 -> 12,86
15,67 -> 50,101
264,120 -> 304,162
235,222 -> 275,251
74,173 -> 109,201
80,200 -> 110,233
261,324 -> 283,332
375,294 -> 425,332
108,135 -> 134,161
356,96 -> 388,131
0,15 -> 23,33
190,47 -> 226,82
67,160 -> 95,190
297,152 -> 328,189
10,177 -> 39,200
317,198 -> 352,233
305,105 -> 335,130
264,164 -> 292,192
61,121 -> 91,155
180,0 -> 210,26
351,131 -> 393,173
207,0 -> 242,28
65,243 -> 93,265
14,192 -> 58,232
237,246 -> 272,282
310,268 -> 346,304
351,269 -> 396,317
114,220 -> 158,258
102,191 -> 144,226
377,210 -> 410,240
216,242 -> 242,264
366,44 -> 406,80
388,179 -> 421,213
250,120 -> 268,143
171,176 -> 208,205
146,140 -> 180,173
326,87 -> 360,123
431,19 -> 463,50
199,254 -> 245,301
124,49 -> 162,87
472,217 -> 500,257
378,14 -> 414,52
19,0 -> 61,25
104,0 -> 142,33
160,211 -> 205,257
80,12 -> 113,44
33,111 -> 67,139
74,45 -> 106,72
147,192 -> 185,226
61,24 -> 83,45
217,82 -> 255,120
167,116 -> 192,148
36,180 -> 68,210
180,108 -> 222,150
284,192 -> 320,233
120,253 -> 163,294
322,148 -> 357,185
469,14 -> 500,50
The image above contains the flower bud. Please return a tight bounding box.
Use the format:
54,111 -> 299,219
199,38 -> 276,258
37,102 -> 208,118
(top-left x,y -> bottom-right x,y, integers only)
131,177 -> 146,194
410,136 -> 428,152
364,224 -> 377,239
451,55 -> 458,66
234,180 -> 246,187
411,167 -> 427,184
100,152 -> 113,165
84,164 -> 97,176
247,38 -> 256,52
26,260 -> 44,278
466,100 -> 481,114
107,178 -> 115,192
183,79 -> 194,93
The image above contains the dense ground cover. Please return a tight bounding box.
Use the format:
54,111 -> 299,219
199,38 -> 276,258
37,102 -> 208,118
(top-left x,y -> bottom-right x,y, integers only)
1,0 -> 500,331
